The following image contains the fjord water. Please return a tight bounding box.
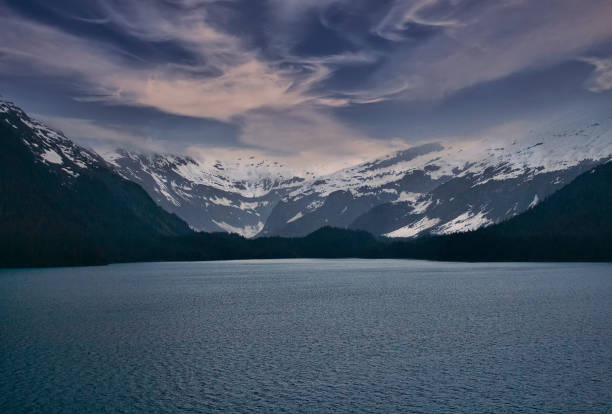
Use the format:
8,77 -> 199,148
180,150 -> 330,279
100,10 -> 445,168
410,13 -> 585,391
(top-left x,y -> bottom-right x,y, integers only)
1,260 -> 611,413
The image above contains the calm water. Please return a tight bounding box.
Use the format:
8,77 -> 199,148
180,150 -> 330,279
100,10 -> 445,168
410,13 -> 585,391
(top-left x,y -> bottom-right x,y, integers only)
1,259 -> 611,413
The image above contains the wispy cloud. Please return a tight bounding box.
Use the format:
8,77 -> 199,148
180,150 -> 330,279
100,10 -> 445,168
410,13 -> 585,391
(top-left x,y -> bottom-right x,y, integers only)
0,2 -> 340,121
1,0 -> 611,168
374,0 -> 462,41
582,56 -> 612,93
36,114 -> 164,152
4,1 -> 611,115
365,0 -> 612,102
237,106 -> 408,172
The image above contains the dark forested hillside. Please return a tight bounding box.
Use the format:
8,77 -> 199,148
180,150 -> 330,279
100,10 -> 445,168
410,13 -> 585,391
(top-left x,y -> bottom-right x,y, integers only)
0,102 -> 190,267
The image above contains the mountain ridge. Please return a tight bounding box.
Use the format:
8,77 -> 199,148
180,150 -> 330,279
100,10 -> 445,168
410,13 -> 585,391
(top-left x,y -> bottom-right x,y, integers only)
0,100 -> 191,267
100,112 -> 612,239
4,98 -> 612,245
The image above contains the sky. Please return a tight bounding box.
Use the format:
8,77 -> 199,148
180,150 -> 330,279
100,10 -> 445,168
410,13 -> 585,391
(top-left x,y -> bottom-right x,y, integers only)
1,0 -> 612,172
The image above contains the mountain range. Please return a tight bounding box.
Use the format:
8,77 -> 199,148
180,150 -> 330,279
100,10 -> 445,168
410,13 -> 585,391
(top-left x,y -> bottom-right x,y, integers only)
1,99 -> 611,267
101,110 -> 612,239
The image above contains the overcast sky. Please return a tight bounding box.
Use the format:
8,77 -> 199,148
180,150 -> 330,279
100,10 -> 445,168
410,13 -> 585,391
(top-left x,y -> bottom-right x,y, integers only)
2,0 -> 612,171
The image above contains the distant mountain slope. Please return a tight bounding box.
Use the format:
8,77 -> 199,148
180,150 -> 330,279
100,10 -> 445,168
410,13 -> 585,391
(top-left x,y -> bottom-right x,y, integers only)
100,110 -> 612,239
349,159 -> 601,237
107,122 -> 610,240
102,149 -> 304,236
389,161 -> 612,261
259,144 -> 446,237
264,112 -> 612,238
0,101 -> 190,267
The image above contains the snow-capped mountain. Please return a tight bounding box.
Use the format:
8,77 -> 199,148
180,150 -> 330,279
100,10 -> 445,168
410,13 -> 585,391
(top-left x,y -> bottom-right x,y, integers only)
0,100 -> 107,177
371,121 -> 612,238
260,112 -> 612,238
102,109 -> 612,239
99,143 -> 449,237
101,149 -> 306,237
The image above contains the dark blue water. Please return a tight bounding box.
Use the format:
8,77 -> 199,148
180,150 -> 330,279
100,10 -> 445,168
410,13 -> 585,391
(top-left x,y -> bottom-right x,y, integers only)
1,260 -> 611,413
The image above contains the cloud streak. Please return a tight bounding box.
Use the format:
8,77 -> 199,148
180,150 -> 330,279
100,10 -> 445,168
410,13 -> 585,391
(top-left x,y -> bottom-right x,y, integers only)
0,4 -> 320,120
364,0 -> 612,102
374,0 -> 462,41
582,56 -> 612,93
36,114 -> 165,152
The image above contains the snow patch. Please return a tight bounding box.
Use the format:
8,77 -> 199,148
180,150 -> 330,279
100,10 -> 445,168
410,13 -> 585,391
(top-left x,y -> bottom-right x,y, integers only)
384,217 -> 441,238
412,198 -> 433,214
434,211 -> 493,235
395,192 -> 421,203
528,194 -> 539,209
5,119 -> 17,128
41,149 -> 62,165
210,196 -> 233,207
287,212 -> 304,223
61,167 -> 79,177
306,200 -> 324,211
212,220 -> 264,238
150,172 -> 180,206
239,200 -> 263,210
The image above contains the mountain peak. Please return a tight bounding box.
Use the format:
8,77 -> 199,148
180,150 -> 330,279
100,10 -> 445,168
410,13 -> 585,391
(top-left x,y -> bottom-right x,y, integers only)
1,101 -> 106,179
